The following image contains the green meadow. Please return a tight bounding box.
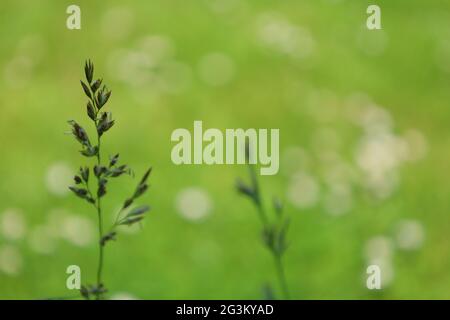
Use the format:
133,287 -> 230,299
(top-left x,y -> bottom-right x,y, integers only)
0,0 -> 449,299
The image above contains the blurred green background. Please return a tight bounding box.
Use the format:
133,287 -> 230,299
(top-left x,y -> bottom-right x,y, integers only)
0,0 -> 449,299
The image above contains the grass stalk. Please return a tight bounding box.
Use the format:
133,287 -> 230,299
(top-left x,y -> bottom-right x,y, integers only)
237,145 -> 291,299
67,60 -> 152,300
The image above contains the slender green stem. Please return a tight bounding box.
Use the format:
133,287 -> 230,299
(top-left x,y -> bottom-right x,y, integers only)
95,121 -> 104,300
274,254 -> 290,299
113,207 -> 125,227
86,84 -> 106,300
96,203 -> 104,298
248,163 -> 290,300
255,201 -> 269,229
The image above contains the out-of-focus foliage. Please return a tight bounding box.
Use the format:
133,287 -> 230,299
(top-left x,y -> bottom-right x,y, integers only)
0,0 -> 449,299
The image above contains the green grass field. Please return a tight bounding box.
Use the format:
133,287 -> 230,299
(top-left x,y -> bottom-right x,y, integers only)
0,0 -> 450,299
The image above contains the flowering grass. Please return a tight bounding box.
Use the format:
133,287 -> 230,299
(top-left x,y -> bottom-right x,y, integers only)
68,60 -> 152,299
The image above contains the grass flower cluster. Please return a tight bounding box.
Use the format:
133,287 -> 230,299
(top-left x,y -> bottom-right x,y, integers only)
237,144 -> 290,299
68,60 -> 152,300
